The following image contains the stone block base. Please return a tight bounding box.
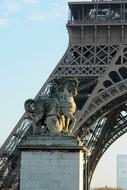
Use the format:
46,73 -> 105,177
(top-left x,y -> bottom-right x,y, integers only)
19,135 -> 86,190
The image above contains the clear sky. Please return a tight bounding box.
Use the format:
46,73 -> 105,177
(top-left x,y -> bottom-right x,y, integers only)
0,0 -> 127,188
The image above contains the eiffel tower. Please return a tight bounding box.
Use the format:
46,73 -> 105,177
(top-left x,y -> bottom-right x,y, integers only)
1,0 -> 127,189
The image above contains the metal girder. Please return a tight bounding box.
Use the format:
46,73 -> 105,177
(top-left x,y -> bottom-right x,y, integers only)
85,105 -> 127,187
1,29 -> 127,190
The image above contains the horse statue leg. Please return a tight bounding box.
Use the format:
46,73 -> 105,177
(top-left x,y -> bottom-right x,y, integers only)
32,120 -> 39,135
63,112 -> 76,133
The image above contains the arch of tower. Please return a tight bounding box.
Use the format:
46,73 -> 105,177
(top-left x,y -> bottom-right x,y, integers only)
1,1 -> 127,189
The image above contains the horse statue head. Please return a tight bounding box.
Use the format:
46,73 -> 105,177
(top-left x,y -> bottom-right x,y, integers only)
59,78 -> 78,97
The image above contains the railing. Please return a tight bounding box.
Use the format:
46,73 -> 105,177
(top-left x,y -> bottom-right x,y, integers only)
68,19 -> 127,25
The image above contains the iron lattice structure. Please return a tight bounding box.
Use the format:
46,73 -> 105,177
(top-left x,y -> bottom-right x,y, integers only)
1,0 -> 127,189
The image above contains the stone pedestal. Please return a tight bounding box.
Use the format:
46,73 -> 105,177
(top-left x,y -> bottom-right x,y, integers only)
19,135 -> 86,190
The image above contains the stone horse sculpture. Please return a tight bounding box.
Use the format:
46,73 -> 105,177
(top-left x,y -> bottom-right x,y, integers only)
24,79 -> 78,135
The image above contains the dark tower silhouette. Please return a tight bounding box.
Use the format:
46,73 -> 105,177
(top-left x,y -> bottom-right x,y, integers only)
1,0 -> 127,189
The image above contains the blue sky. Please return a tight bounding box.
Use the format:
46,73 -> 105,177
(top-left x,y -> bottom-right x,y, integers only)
0,0 -> 127,188
0,0 -> 68,144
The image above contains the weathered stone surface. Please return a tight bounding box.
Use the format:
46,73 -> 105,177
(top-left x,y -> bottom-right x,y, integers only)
19,135 -> 85,149
19,135 -> 86,190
